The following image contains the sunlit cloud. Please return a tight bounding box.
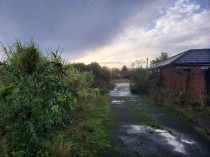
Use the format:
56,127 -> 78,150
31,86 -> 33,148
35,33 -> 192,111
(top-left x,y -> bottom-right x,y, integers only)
0,0 -> 209,68
72,0 -> 210,68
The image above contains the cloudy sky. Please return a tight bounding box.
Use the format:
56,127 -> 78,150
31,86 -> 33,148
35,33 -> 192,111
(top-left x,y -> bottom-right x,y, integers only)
0,0 -> 210,68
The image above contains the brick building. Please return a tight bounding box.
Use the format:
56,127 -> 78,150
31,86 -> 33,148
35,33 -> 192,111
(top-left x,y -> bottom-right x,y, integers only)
150,49 -> 210,103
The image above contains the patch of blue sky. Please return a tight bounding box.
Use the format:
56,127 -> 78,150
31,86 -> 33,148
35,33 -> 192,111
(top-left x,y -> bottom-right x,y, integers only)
144,21 -> 156,31
171,0 -> 207,19
204,44 -> 210,48
192,0 -> 210,10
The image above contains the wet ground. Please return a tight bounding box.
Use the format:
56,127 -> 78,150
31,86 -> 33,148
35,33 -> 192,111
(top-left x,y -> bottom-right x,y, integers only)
105,83 -> 210,157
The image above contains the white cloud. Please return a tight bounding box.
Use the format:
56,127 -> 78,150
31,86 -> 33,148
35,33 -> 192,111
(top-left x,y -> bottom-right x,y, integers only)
153,1 -> 210,50
73,0 -> 210,68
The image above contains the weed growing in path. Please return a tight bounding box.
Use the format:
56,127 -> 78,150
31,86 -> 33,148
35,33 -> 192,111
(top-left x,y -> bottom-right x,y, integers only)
125,97 -> 160,128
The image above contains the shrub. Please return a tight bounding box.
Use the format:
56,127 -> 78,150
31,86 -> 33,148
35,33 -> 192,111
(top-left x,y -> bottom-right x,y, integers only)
0,41 -> 77,156
63,65 -> 98,100
130,68 -> 149,94
73,62 -> 113,93
149,88 -> 187,109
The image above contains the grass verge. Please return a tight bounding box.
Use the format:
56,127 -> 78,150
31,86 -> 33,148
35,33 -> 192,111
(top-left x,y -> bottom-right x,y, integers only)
141,94 -> 196,124
125,97 -> 160,129
57,94 -> 113,157
141,94 -> 210,137
111,78 -> 130,83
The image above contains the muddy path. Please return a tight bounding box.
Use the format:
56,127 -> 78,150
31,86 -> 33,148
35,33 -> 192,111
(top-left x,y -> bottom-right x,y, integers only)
105,83 -> 210,157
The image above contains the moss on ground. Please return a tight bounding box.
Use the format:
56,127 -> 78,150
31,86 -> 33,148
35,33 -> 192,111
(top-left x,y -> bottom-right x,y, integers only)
125,97 -> 160,129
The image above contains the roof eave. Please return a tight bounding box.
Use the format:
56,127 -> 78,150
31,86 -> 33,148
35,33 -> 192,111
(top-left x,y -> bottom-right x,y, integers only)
149,63 -> 210,70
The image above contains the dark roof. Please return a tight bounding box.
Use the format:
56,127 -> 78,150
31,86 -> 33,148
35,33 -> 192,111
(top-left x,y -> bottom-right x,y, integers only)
150,49 -> 210,69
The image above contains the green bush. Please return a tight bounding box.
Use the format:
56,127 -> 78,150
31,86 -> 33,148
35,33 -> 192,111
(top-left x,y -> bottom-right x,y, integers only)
73,62 -> 113,93
0,41 -> 77,156
130,68 -> 149,94
149,88 -> 186,109
63,65 -> 98,100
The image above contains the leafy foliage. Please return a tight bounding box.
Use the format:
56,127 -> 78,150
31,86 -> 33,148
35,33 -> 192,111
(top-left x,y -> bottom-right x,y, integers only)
130,53 -> 168,94
130,59 -> 149,94
0,41 -> 78,156
130,67 -> 149,94
150,52 -> 169,65
0,40 -> 113,157
63,65 -> 98,99
73,62 -> 113,93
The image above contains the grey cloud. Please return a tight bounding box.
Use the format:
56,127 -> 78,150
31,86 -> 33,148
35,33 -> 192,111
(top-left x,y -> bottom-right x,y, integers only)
1,0 -> 208,65
0,0 -> 152,59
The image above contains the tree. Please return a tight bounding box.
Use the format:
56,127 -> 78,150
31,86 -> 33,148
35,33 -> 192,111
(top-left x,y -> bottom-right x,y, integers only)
73,62 -> 113,93
150,52 -> 169,65
111,68 -> 121,79
122,65 -> 128,72
130,67 -> 148,94
131,59 -> 145,69
73,63 -> 88,71
121,65 -> 130,78
88,62 -> 101,79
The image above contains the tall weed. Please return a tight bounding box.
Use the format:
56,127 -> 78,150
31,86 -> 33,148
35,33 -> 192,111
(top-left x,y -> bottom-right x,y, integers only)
0,41 -> 77,156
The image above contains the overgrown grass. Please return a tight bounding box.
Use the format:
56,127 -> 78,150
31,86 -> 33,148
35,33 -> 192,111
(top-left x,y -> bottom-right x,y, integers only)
142,94 -> 210,136
0,40 -> 113,156
142,94 -> 196,124
125,97 -> 160,129
111,78 -> 130,83
61,95 -> 113,157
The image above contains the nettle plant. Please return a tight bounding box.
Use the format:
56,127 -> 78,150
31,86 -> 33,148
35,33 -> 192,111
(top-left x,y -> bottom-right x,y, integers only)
0,41 -> 77,156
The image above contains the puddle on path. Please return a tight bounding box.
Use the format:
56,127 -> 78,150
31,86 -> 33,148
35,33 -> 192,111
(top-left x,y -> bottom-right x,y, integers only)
109,83 -> 131,97
120,125 -> 200,157
109,83 -> 210,157
111,100 -> 125,104
111,100 -> 125,108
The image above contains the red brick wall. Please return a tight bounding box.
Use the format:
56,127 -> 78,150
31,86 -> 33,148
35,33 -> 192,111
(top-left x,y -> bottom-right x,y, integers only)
160,66 -> 206,103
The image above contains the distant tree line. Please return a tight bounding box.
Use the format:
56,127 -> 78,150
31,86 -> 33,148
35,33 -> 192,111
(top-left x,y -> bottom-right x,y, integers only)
73,62 -> 113,93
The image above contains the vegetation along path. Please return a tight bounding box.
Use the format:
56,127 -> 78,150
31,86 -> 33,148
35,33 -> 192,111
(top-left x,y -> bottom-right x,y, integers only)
106,82 -> 210,157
